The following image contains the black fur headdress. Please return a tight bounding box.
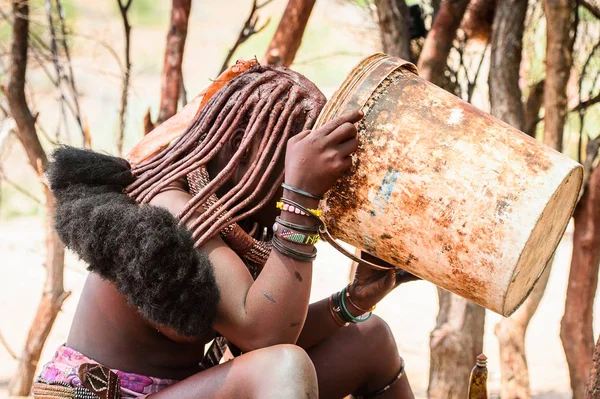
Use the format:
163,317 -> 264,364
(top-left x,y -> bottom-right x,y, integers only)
47,146 -> 219,337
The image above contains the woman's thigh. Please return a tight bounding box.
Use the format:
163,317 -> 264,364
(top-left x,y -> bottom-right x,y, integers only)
149,344 -> 317,399
305,315 -> 412,398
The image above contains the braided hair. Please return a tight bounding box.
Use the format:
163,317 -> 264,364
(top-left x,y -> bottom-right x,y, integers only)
126,65 -> 326,247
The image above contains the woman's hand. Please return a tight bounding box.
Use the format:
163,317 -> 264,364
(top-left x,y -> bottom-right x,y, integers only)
348,252 -> 420,314
284,110 -> 363,197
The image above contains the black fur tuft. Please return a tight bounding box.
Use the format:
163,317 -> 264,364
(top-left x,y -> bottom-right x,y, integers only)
49,146 -> 220,337
48,146 -> 135,192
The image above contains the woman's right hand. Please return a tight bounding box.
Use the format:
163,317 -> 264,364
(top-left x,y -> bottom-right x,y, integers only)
284,110 -> 363,197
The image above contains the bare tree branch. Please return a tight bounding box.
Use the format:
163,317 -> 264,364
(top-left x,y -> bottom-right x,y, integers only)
117,0 -> 132,156
45,0 -> 70,142
0,169 -> 43,204
55,0 -> 86,145
220,0 -> 273,74
263,0 -> 316,67
579,0 -> 600,19
374,0 -> 411,61
417,0 -> 470,87
6,2 -> 68,394
156,0 -> 192,125
0,330 -> 18,360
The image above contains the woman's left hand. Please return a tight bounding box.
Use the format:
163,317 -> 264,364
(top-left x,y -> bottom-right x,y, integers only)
348,252 -> 420,312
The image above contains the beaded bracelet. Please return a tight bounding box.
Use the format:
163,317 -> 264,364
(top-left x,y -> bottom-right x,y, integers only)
280,198 -> 324,226
273,222 -> 320,245
276,201 -> 323,217
281,183 -> 322,200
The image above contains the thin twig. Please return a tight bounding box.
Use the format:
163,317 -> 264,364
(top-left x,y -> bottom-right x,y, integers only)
293,51 -> 365,65
0,169 -> 43,205
0,330 -> 18,360
219,0 -> 274,74
467,42 -> 488,103
179,74 -> 187,107
44,0 -> 70,143
577,40 -> 599,163
579,0 -> 600,19
117,0 -> 133,156
55,0 -> 85,145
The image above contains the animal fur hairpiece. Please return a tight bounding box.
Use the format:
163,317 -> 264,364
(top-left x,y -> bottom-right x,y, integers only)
48,146 -> 219,337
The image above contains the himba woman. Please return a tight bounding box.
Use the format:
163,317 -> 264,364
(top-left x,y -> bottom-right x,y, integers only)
34,60 -> 416,399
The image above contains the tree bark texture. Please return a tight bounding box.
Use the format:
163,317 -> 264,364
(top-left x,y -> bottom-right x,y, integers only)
524,80 -> 545,137
374,0 -> 411,60
157,0 -> 191,125
428,290 -> 485,399
488,0 -> 527,130
8,189 -> 69,395
6,0 -> 48,174
6,1 -> 68,395
586,332 -> 600,398
495,264 -> 552,399
562,163 -> 600,399
263,0 -> 316,67
417,0 -> 470,87
461,0 -> 497,43
542,0 -> 576,152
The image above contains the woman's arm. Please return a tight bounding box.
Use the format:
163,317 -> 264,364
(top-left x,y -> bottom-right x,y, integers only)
150,110 -> 363,352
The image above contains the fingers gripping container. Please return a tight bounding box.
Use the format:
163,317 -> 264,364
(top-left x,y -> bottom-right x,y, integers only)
315,53 -> 583,316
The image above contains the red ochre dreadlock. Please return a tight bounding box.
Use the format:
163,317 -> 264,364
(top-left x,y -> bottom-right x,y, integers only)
126,65 -> 326,248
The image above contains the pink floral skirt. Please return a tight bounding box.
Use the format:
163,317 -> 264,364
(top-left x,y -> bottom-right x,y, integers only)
38,345 -> 178,398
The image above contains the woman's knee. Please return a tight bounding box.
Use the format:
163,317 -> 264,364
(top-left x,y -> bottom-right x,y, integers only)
250,344 -> 318,398
358,315 -> 398,353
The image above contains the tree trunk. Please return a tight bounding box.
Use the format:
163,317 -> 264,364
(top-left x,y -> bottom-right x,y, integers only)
524,80 -> 545,137
542,0 -> 576,152
495,264 -> 552,399
586,333 -> 600,398
157,0 -> 192,125
561,163 -> 600,399
461,0 -> 498,43
374,0 -> 411,60
6,0 -> 48,174
488,0 -> 527,130
428,290 -> 485,398
417,0 -> 470,87
8,189 -> 69,395
5,1 -> 69,395
263,0 -> 316,67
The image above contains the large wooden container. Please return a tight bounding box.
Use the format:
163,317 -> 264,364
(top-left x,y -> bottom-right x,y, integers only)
316,54 -> 583,316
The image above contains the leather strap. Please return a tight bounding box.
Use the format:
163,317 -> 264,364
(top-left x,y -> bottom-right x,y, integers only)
318,223 -> 394,271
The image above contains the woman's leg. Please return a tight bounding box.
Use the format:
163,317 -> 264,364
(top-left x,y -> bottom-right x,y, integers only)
305,315 -> 414,399
150,344 -> 317,399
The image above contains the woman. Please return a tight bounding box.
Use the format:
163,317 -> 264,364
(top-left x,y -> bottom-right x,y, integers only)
36,63 -> 415,398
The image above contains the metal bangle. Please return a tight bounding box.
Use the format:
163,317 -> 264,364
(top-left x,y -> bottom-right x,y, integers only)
329,295 -> 349,327
275,217 -> 319,233
281,183 -> 323,200
340,287 -> 372,323
271,235 -> 317,262
346,284 -> 376,313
